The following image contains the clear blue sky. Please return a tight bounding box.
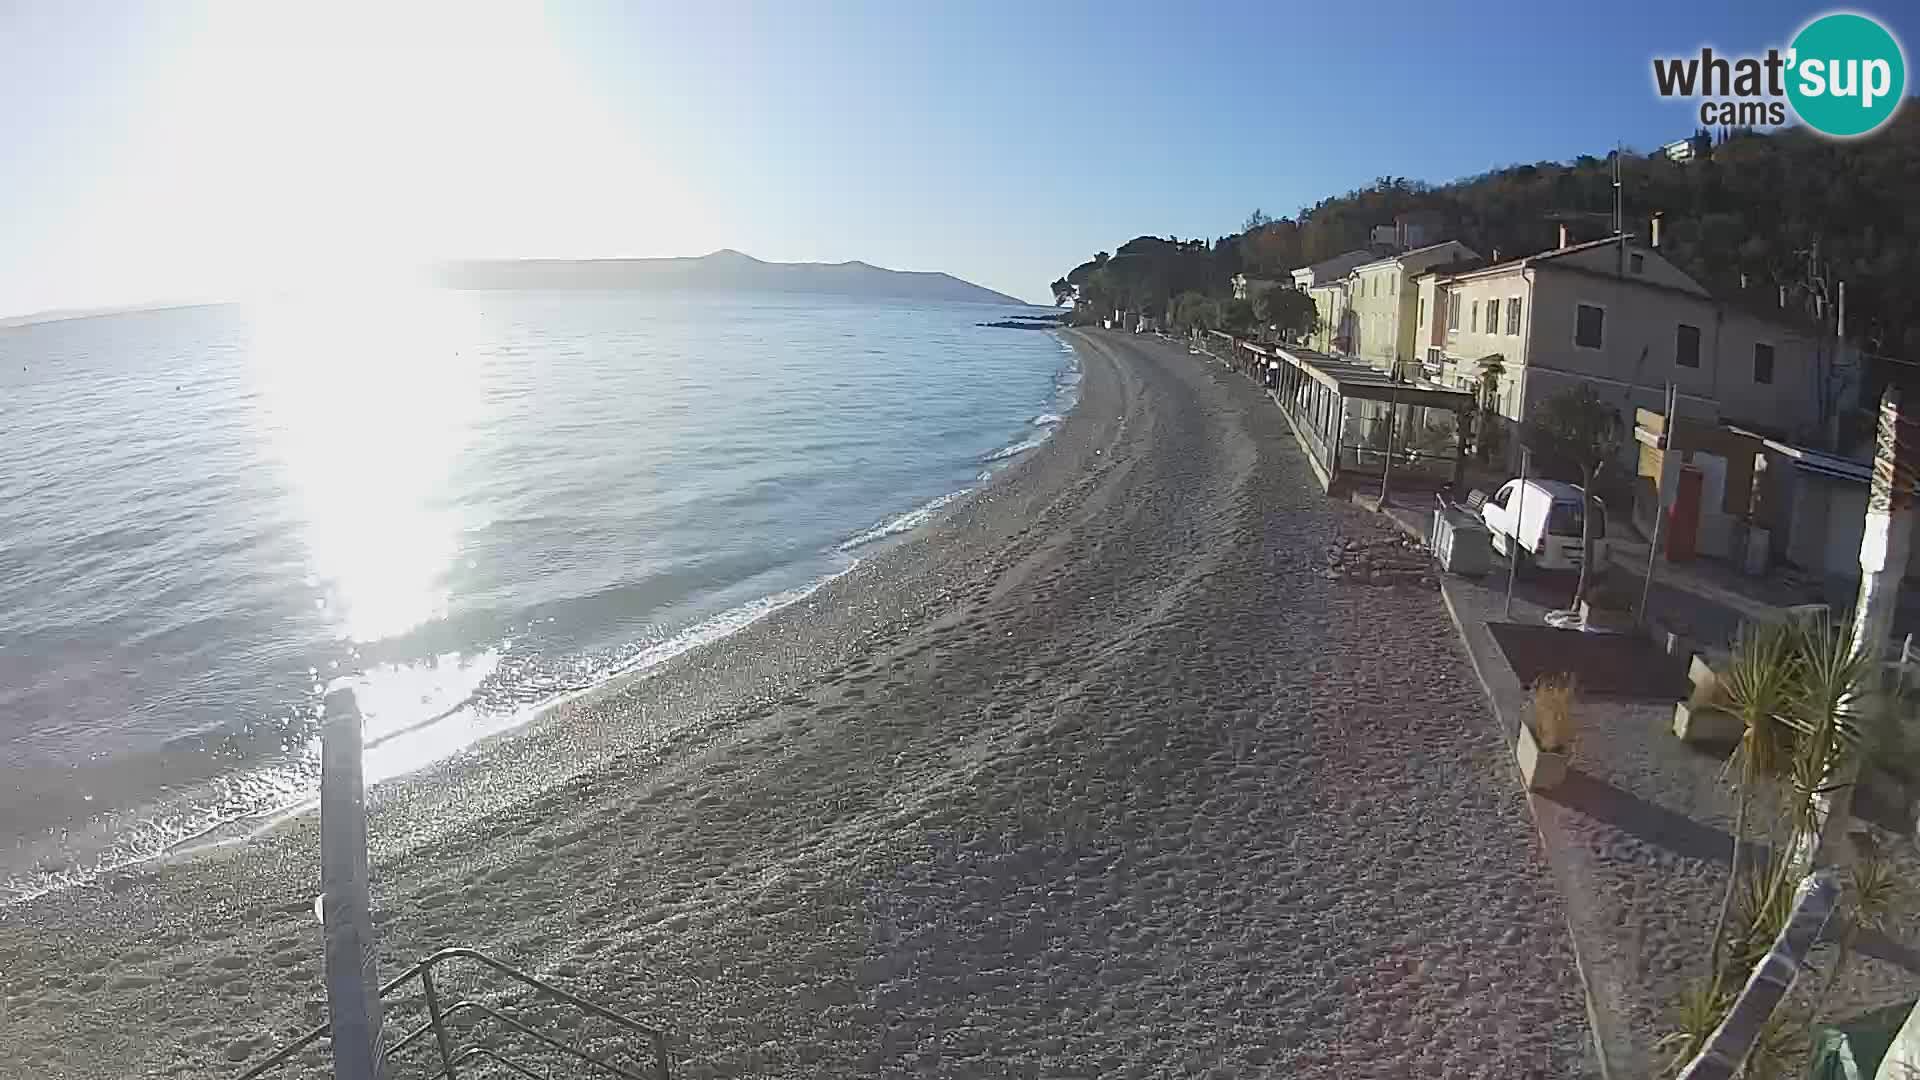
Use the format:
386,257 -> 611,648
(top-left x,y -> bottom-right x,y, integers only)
1,0 -> 1911,314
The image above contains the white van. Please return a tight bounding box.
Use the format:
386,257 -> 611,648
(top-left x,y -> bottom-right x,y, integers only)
1478,478 -> 1609,572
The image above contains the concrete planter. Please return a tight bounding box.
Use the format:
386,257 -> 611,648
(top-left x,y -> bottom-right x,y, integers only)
1671,653 -> 1741,744
1579,599 -> 1635,634
1516,722 -> 1569,791
1672,701 -> 1742,744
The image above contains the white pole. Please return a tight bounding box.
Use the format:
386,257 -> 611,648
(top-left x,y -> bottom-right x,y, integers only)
1505,450 -> 1529,619
1639,383 -> 1676,628
321,687 -> 387,1080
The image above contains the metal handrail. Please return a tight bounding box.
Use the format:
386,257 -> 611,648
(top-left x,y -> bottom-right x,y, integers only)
236,946 -> 670,1080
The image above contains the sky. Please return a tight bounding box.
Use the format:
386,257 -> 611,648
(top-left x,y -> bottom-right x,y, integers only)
1,0 -> 1913,315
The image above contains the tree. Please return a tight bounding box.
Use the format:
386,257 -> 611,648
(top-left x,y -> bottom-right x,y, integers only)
1256,288 -> 1318,342
1519,385 -> 1622,608
1170,291 -> 1219,335
1049,277 -> 1074,307
1220,297 -> 1256,336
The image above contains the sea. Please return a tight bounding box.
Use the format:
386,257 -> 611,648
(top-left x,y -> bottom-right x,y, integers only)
0,288 -> 1078,904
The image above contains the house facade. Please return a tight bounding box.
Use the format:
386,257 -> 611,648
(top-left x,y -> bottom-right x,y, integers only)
1307,281 -> 1348,354
1413,233 -> 1839,467
1341,240 -> 1479,375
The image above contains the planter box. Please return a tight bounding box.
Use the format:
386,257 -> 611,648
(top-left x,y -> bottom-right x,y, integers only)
1579,599 -> 1635,634
1672,701 -> 1742,745
1516,722 -> 1569,791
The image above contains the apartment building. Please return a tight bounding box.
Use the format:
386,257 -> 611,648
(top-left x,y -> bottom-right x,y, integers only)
1340,240 -> 1479,375
1412,231 -> 1837,464
1289,250 -> 1374,354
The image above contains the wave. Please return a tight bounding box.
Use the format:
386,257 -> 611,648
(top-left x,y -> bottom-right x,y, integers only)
0,566 -> 852,908
1032,412 -> 1064,426
838,489 -> 970,551
984,435 -> 1049,461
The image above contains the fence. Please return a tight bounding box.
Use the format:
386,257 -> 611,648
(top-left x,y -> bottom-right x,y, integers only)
236,947 -> 672,1080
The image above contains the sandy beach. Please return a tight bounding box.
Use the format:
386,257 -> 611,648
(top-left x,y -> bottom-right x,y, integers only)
0,330 -> 1589,1078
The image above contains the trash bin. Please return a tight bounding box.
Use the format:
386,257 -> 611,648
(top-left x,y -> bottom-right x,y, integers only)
1431,506 -> 1490,576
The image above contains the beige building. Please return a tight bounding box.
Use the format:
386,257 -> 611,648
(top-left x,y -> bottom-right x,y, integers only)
1340,240 -> 1479,375
1412,233 -> 1838,466
1307,281 -> 1347,354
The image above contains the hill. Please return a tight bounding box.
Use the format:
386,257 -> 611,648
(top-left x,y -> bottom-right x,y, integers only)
440,249 -> 1025,306
1058,106 -> 1920,368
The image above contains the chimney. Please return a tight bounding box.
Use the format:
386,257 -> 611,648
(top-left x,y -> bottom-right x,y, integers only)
1650,215 -> 1662,249
1740,271 -> 1749,289
1558,224 -> 1571,250
1779,285 -> 1788,309
1491,248 -> 1501,263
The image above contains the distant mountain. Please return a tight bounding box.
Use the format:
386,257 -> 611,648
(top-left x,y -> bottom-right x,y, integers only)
438,249 -> 1025,306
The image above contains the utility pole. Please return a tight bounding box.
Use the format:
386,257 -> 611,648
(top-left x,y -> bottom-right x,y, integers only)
1613,142 -> 1626,277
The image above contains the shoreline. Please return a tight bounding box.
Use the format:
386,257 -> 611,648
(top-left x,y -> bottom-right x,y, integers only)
1,338 -> 1081,907
1,330 -> 1588,1078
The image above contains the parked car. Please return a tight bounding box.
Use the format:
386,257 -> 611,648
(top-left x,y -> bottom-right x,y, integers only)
1477,478 -> 1609,572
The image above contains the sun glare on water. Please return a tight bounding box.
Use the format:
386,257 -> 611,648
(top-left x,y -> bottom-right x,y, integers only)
246,288 -> 485,645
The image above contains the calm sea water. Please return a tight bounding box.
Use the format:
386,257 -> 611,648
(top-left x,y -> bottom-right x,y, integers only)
0,289 -> 1075,902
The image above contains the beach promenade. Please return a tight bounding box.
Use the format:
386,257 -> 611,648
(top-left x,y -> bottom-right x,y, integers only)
1,330 -> 1587,1077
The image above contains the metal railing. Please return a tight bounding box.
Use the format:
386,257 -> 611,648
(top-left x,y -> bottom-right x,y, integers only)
237,947 -> 671,1080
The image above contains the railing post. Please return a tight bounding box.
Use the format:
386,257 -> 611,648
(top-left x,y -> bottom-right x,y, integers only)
418,964 -> 460,1080
321,687 -> 387,1080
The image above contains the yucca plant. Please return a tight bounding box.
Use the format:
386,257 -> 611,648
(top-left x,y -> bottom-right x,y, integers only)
1707,622 -> 1800,973
1780,612 -> 1882,869
1657,978 -> 1736,1078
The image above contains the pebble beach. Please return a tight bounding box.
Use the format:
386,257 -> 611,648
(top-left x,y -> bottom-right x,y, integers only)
0,330 -> 1591,1078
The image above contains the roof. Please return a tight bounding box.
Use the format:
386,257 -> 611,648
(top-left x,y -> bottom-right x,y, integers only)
1291,249 -> 1375,284
1350,239 -> 1477,274
1415,235 -> 1636,282
1271,344 -> 1477,409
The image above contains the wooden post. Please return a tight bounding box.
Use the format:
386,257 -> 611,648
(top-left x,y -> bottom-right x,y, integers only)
321,688 -> 387,1080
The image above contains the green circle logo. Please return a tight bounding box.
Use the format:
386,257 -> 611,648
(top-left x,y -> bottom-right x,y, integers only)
1787,13 -> 1906,137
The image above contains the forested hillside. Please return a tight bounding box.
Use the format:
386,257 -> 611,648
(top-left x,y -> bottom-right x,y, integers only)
1057,107 -> 1920,365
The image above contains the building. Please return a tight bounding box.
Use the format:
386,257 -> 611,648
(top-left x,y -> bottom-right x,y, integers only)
1290,250 -> 1375,353
1413,228 -> 1845,469
1289,249 -> 1375,291
1341,240 -> 1480,375
1231,273 -> 1285,302
1662,131 -> 1713,164
1306,280 -> 1348,354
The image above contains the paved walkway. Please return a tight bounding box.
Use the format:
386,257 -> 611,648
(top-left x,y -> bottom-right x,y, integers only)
1371,494 -> 1920,1076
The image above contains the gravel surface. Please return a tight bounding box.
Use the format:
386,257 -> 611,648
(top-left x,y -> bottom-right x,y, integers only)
0,330 -> 1588,1078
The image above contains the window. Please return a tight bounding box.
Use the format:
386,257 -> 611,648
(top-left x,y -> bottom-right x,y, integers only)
1448,293 -> 1461,331
1676,323 -> 1701,368
1418,297 -> 1426,325
1493,482 -> 1514,509
1630,254 -> 1645,274
1506,296 -> 1523,335
1754,342 -> 1775,384
1575,304 -> 1605,348
1485,298 -> 1500,333
1545,501 -> 1586,538
1470,300 -> 1479,332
